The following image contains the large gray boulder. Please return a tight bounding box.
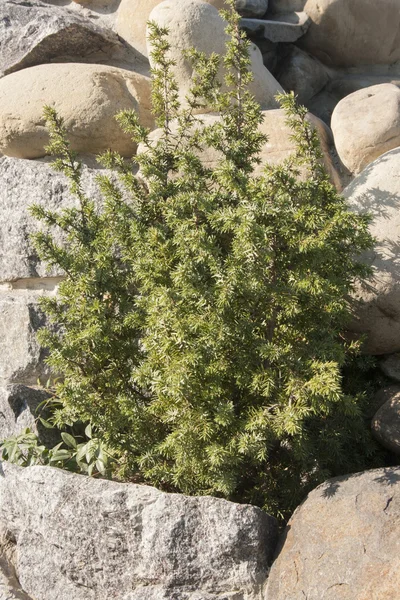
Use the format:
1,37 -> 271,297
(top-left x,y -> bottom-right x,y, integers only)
0,0 -> 122,77
0,156 -> 104,282
265,466 -> 400,599
0,463 -> 278,600
0,289 -> 51,386
343,148 -> 400,355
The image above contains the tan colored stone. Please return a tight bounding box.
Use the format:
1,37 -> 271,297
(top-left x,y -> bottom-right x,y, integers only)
146,0 -> 283,111
302,0 -> 400,68
331,84 -> 400,175
344,148 -> 400,355
265,467 -> 400,600
139,109 -> 342,189
116,0 -> 226,58
0,63 -> 153,159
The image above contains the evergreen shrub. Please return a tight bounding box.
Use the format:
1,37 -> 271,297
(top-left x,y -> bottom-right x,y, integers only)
4,2 -> 379,518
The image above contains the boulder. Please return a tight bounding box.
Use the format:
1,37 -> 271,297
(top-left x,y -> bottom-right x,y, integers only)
115,0 -> 226,58
307,73 -> 400,126
331,84 -> 400,174
0,156 -> 105,282
0,63 -> 153,159
265,466 -> 400,600
0,462 -> 278,600
139,109 -> 342,189
0,385 -> 54,445
380,354 -> 400,382
236,0 -> 269,17
301,0 -> 400,68
277,45 -> 329,104
0,0 -> 122,78
147,0 -> 283,111
372,387 -> 400,455
0,289 -> 52,386
343,148 -> 400,355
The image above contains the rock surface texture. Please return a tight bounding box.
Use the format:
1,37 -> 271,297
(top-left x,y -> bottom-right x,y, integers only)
344,148 -> 400,355
331,83 -> 400,174
0,0 -> 122,78
0,63 -> 153,158
265,466 -> 400,599
0,463 -> 278,600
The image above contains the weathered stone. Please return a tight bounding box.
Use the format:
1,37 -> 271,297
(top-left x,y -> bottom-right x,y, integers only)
277,45 -> 329,104
301,0 -> 400,68
331,84 -> 400,174
236,0 -> 268,18
0,462 -> 278,600
0,156 -> 105,282
0,0 -> 122,78
380,354 -> 400,382
344,148 -> 400,355
0,288 -> 53,386
372,387 -> 400,455
0,385 -> 55,446
147,0 -> 283,110
0,63 -> 153,159
240,11 -> 311,43
139,109 -> 342,189
266,466 -> 400,600
115,0 -> 226,58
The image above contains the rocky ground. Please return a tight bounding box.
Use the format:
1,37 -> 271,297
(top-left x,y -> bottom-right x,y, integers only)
1,0 -> 400,598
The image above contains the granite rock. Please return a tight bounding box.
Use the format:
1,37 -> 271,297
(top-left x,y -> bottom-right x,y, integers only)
0,463 -> 278,600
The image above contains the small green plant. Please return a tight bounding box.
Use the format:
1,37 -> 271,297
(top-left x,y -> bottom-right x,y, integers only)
1,423 -> 114,477
4,1 -> 380,519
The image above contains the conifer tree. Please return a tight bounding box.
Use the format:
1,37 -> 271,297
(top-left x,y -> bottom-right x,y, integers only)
26,1 -> 377,518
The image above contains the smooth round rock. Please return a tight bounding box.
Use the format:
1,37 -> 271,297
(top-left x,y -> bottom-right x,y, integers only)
146,0 -> 283,111
116,0 -> 226,58
0,63 -> 153,158
344,148 -> 400,355
331,83 -> 400,174
301,0 -> 400,68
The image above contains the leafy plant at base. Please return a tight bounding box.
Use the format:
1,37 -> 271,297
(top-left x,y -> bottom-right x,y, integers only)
6,1 -> 380,519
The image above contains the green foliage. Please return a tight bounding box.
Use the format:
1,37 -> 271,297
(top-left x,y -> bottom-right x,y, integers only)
17,1 -> 379,519
1,416 -> 114,477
